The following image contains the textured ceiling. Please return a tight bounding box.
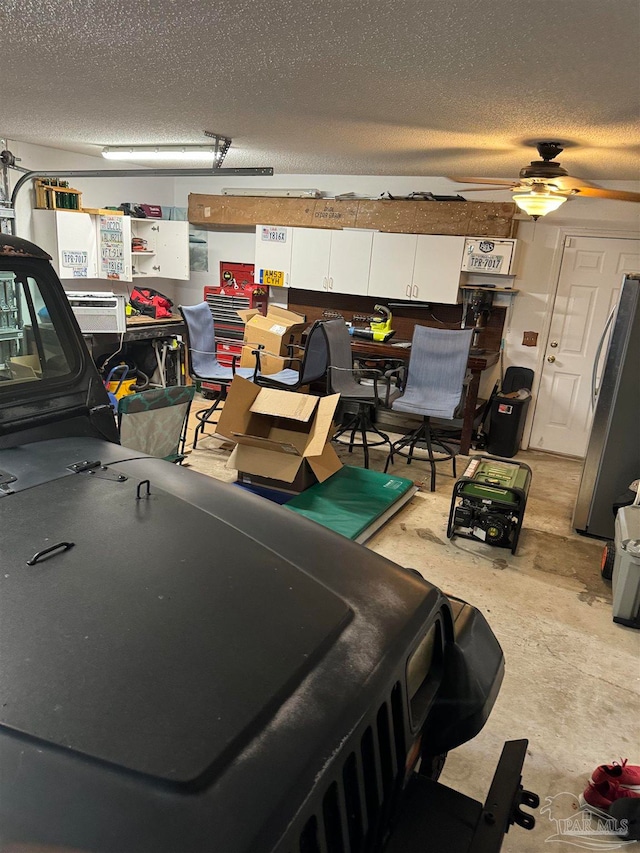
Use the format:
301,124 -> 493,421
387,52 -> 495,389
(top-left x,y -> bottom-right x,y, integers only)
1,0 -> 639,182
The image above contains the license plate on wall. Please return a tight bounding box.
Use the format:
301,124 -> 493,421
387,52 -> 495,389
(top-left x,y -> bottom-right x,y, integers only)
259,269 -> 285,287
468,254 -> 504,272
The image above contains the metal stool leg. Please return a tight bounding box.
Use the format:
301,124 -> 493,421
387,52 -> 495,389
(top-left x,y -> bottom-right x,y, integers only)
360,410 -> 370,469
193,388 -> 225,449
388,417 -> 458,490
424,420 -> 437,492
333,402 -> 392,469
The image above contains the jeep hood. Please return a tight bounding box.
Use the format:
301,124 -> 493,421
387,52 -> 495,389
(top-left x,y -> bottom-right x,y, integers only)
0,437 -> 351,784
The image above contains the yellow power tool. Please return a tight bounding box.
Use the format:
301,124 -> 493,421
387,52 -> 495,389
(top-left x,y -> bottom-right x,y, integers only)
351,305 -> 396,342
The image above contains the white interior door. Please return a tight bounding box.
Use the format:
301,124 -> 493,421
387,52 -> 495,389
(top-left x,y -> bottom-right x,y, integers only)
530,236 -> 640,456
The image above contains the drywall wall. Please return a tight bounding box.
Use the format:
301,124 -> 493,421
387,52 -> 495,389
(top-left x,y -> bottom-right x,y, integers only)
5,139 -> 179,300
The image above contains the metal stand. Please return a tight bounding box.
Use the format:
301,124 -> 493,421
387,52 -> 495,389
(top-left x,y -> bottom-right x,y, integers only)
333,401 -> 393,469
385,417 -> 457,492
193,385 -> 226,449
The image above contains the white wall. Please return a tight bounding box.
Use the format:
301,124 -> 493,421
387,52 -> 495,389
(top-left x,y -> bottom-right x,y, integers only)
6,139 -> 178,300
497,207 -> 640,446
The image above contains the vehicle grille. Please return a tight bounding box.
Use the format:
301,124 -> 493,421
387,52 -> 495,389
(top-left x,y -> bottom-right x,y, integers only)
296,682 -> 406,853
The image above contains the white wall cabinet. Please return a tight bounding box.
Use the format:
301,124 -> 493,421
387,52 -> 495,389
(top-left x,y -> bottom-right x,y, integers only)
33,211 -> 189,282
290,228 -> 332,291
254,225 -> 294,288
368,233 -> 417,300
130,219 -> 189,281
413,235 -> 466,303
290,228 -> 373,295
368,233 -> 465,303
33,210 -> 99,280
255,224 -> 468,302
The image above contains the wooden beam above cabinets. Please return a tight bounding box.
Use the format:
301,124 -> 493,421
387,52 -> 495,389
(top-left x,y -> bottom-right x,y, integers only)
188,194 -> 517,238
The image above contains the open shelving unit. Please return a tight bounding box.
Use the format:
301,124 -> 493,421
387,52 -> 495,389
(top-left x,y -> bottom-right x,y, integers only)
35,180 -> 83,211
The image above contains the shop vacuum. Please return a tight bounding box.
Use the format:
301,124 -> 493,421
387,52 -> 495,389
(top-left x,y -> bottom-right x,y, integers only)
447,455 -> 532,554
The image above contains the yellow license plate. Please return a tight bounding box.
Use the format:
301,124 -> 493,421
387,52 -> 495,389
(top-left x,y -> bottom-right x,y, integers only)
261,269 -> 285,287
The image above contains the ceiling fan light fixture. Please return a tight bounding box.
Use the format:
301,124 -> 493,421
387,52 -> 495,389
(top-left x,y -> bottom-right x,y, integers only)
102,144 -> 224,162
512,184 -> 567,220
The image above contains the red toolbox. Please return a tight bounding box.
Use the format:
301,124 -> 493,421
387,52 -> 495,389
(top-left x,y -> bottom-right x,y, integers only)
202,263 -> 268,388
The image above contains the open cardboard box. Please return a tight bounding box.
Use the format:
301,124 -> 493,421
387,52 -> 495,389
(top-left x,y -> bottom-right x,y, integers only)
238,305 -> 306,375
215,377 -> 342,489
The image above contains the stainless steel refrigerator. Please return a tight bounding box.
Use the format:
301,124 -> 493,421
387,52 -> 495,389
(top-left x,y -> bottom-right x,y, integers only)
573,274 -> 640,539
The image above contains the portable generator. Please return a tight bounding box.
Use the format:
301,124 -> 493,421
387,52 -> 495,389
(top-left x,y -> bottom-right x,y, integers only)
447,456 -> 532,554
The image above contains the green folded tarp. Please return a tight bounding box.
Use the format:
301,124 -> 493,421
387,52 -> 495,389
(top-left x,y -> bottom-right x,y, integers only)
285,465 -> 417,542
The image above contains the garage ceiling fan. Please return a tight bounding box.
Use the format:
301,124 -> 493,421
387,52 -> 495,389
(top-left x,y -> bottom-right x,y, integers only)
449,142 -> 640,219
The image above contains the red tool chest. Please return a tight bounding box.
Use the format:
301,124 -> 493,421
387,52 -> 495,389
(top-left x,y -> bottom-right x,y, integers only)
204,262 -> 268,371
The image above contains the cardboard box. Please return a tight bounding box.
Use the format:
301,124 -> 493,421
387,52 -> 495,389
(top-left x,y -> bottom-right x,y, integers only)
237,466 -> 320,496
215,377 -> 342,487
238,305 -> 306,375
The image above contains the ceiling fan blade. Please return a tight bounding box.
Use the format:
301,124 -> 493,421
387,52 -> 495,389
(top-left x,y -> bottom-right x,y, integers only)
520,173 -> 640,202
448,176 -> 517,187
570,186 -> 640,202
453,187 -> 513,193
547,175 -> 603,192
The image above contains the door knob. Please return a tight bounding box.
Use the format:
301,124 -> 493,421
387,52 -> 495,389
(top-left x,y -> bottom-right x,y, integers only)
550,340 -> 558,347
547,355 -> 556,363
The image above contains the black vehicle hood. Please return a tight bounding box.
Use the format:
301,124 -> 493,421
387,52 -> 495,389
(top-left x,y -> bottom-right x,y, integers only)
0,438 -> 351,784
0,437 -> 440,853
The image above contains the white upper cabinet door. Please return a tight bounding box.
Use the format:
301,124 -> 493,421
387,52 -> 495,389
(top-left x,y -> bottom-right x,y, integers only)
328,230 -> 373,296
56,212 -> 99,280
290,228 -> 332,291
368,233 -> 418,299
412,235 -> 465,303
254,225 -> 294,288
154,220 -> 189,280
32,210 -> 99,280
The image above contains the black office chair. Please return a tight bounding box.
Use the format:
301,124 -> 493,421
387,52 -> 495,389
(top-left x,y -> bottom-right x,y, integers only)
384,326 -> 473,491
322,319 -> 393,469
252,320 -> 329,391
179,302 -> 256,448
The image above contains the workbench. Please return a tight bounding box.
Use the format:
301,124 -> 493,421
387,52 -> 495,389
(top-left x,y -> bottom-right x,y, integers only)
86,314 -> 187,386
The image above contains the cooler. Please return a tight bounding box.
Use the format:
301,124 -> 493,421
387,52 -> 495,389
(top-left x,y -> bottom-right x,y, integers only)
611,502 -> 640,629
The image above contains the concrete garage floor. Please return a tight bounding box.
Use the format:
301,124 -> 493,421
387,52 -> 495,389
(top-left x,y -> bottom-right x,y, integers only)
184,409 -> 640,852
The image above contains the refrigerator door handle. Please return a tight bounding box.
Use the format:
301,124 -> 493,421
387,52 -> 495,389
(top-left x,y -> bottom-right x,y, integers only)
591,308 -> 616,409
